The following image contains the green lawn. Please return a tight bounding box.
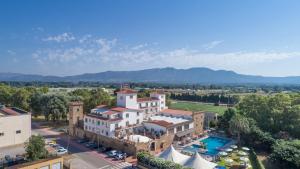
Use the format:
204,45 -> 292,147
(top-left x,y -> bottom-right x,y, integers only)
169,101 -> 228,115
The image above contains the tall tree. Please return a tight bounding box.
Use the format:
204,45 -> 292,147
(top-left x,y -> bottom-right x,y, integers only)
229,114 -> 250,145
25,135 -> 48,161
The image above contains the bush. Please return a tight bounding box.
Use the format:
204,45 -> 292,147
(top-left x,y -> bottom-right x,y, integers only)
269,140 -> 300,169
137,152 -> 192,169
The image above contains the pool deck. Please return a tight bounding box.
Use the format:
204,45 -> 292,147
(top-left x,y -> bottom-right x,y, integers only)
176,134 -> 237,161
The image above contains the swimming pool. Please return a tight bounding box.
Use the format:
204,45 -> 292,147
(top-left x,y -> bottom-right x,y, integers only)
182,136 -> 231,156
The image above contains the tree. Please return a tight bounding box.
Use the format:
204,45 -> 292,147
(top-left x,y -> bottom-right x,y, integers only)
25,135 -> 48,161
229,114 -> 250,145
0,84 -> 13,105
46,95 -> 68,122
29,92 -> 44,117
270,140 -> 300,169
12,88 -> 30,110
218,108 -> 236,131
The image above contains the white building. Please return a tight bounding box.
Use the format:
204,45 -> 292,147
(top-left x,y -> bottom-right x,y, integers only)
0,105 -> 31,148
143,114 -> 194,140
84,106 -> 143,137
117,89 -> 167,119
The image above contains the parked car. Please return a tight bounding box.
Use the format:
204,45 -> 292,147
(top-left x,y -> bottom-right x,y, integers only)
114,152 -> 124,160
107,150 -> 118,157
90,143 -> 99,149
57,148 -> 68,155
84,141 -> 94,147
77,139 -> 88,144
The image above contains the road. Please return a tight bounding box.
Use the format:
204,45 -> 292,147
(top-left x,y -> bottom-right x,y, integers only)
32,122 -> 132,169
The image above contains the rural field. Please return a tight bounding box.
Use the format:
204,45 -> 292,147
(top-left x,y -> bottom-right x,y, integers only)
169,100 -> 228,115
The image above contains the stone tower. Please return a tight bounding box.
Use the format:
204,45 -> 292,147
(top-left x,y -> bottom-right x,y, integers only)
68,102 -> 84,136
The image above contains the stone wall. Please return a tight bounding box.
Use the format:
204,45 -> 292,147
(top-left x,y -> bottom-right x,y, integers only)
72,127 -> 174,156
193,111 -> 205,135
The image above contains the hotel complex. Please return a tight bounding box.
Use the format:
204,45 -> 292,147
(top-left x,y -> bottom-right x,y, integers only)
82,89 -> 205,141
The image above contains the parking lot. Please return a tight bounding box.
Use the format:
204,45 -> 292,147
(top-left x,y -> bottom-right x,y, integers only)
0,122 -> 133,169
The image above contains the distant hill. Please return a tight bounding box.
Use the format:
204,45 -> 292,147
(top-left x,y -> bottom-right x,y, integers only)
1,67 -> 300,84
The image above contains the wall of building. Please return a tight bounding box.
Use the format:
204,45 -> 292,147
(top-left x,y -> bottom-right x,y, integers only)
193,112 -> 205,135
143,123 -> 167,133
117,93 -> 138,109
84,110 -> 144,137
0,114 -> 31,148
7,156 -> 63,169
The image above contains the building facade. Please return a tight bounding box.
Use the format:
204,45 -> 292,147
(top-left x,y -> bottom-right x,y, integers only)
159,109 -> 205,135
117,89 -> 167,120
84,106 -> 144,137
0,105 -> 31,148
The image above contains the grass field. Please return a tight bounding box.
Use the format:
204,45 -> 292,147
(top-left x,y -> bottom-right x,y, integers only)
169,101 -> 228,115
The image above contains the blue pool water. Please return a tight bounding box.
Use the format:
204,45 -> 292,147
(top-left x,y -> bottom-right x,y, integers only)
183,136 -> 231,156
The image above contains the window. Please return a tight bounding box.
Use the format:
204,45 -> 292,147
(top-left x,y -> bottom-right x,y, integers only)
85,118 -> 87,122
77,108 -> 80,112
115,123 -> 118,128
120,96 -> 123,100
176,126 -> 182,132
97,121 -> 100,125
16,130 -> 21,134
136,119 -> 140,124
161,95 -> 164,99
126,113 -> 129,118
106,132 -> 108,136
184,124 -> 189,130
130,95 -> 133,99
126,121 -> 129,126
137,112 -> 140,116
0,132 -> 4,136
52,162 -> 62,169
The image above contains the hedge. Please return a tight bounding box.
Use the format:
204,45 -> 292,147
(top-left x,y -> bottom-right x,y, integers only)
249,149 -> 265,169
137,151 -> 192,169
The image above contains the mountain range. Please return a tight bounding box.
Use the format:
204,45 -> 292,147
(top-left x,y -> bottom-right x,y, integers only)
1,67 -> 300,84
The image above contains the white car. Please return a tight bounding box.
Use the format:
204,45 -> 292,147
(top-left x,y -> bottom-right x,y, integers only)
57,148 -> 68,155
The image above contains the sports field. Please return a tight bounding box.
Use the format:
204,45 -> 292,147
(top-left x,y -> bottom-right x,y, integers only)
169,101 -> 228,115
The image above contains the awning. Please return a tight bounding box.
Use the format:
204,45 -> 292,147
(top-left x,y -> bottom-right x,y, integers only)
176,128 -> 195,137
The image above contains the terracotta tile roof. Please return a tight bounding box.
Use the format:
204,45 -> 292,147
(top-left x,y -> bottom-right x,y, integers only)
137,97 -> 159,102
117,89 -> 137,94
110,107 -> 128,112
86,114 -> 122,122
161,108 -> 193,116
146,120 -> 173,128
0,107 -> 21,116
110,107 -> 141,112
102,111 -> 119,115
95,104 -> 108,108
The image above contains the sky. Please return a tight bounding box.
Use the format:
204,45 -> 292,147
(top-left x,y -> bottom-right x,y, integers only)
1,0 -> 300,77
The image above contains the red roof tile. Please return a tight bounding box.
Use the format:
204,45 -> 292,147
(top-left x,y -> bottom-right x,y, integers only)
0,107 -> 20,116
86,114 -> 122,122
161,109 -> 193,116
146,120 -> 173,127
95,105 -> 108,108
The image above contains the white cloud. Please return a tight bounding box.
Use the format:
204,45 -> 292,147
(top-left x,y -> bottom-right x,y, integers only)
32,33 -> 300,75
202,40 -> 224,50
7,50 -> 16,55
43,33 -> 75,42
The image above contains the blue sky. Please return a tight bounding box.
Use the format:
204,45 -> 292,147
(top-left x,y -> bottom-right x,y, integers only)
1,0 -> 300,76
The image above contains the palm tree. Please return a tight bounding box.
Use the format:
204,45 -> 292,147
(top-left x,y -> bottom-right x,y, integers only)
229,114 -> 250,146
